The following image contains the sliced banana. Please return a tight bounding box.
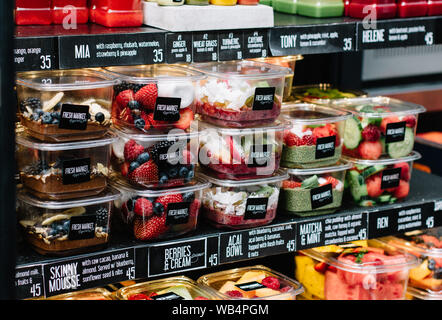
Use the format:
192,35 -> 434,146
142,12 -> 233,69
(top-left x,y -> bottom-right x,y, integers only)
42,92 -> 64,112
62,206 -> 86,216
19,220 -> 36,228
41,214 -> 71,226
41,206 -> 86,226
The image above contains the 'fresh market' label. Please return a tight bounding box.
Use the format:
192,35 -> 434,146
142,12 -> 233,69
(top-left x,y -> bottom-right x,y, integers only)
310,184 -> 333,209
385,121 -> 406,143
153,97 -> 181,122
244,197 -> 268,220
315,135 -> 336,159
381,168 -> 401,189
59,104 -> 89,130
253,87 -> 275,111
62,158 -> 91,185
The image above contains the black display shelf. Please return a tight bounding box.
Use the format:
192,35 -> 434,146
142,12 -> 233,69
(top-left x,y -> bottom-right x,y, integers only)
13,13 -> 442,71
14,170 -> 442,299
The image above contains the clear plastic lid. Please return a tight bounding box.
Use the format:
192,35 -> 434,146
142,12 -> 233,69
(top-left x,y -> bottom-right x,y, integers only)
17,187 -> 121,209
189,60 -> 291,79
198,169 -> 289,187
16,132 -> 117,151
331,96 -> 426,118
291,84 -> 367,104
197,118 -> 290,136
112,126 -> 199,142
407,286 -> 442,300
343,151 -> 421,166
287,161 -> 352,176
103,64 -> 206,83
281,103 -> 352,125
16,69 -> 118,91
110,175 -> 210,197
116,276 -> 219,300
301,239 -> 419,274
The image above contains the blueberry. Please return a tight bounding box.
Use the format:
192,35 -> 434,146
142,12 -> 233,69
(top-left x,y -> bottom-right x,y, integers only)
56,224 -> 64,233
52,118 -> 60,125
31,113 -> 40,121
134,118 -> 145,130
178,166 -> 189,178
48,228 -> 57,236
51,112 -> 60,119
182,192 -> 195,202
159,172 -> 169,184
41,112 -> 52,124
54,102 -> 62,111
136,152 -> 150,164
62,220 -> 70,231
168,166 -> 178,178
95,112 -> 105,123
428,259 -> 436,271
153,202 -> 164,216
186,169 -> 195,179
129,161 -> 140,173
35,108 -> 43,116
128,100 -> 140,110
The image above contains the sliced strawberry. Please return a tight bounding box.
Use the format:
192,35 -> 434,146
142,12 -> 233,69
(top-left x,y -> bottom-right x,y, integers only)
124,139 -> 145,162
140,112 -> 152,131
156,193 -> 184,213
174,108 -> 194,130
134,197 -> 153,217
121,162 -> 130,177
282,180 -> 302,189
134,83 -> 158,110
133,215 -> 168,241
324,176 -> 339,188
380,116 -> 400,134
128,160 -> 159,185
147,112 -> 168,130
116,90 -> 135,109
314,262 -> 328,274
118,106 -> 134,124
357,140 -> 382,160
312,125 -> 331,143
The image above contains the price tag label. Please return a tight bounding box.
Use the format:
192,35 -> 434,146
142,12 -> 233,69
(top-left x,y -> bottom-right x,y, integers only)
218,31 -> 243,61
42,249 -> 136,298
206,236 -> 220,267
192,32 -> 218,62
148,238 -> 207,277
243,30 -> 268,58
269,24 -> 355,55
15,265 -> 45,300
14,37 -> 58,71
58,32 -> 165,68
165,32 -> 192,64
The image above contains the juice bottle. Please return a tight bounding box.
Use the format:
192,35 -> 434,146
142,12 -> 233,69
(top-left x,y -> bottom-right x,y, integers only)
93,0 -> 143,27
210,0 -> 238,5
52,0 -> 89,24
428,0 -> 442,15
15,0 -> 52,25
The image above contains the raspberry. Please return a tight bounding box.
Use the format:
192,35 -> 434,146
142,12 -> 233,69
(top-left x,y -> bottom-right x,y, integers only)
284,132 -> 301,147
403,115 -> 417,128
362,124 -> 381,142
225,290 -> 243,298
301,135 -> 314,146
261,276 -> 280,290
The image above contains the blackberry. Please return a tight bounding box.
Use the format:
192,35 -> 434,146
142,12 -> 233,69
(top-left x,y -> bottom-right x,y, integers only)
19,97 -> 42,113
95,207 -> 109,226
114,81 -> 144,95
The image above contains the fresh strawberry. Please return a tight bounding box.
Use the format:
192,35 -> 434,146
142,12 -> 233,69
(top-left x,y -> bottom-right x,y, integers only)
194,296 -> 209,300
119,107 -> 134,124
133,215 -> 168,240
128,160 -> 159,184
124,140 -> 145,162
284,132 -> 301,147
362,124 -> 381,142
134,83 -> 157,110
403,115 -> 417,128
146,113 -> 168,130
366,174 -> 383,198
327,265 -> 337,272
301,135 -> 315,146
116,90 -> 135,109
380,116 -> 400,134
394,162 -> 410,181
174,108 -> 194,130
282,180 -> 302,189
312,125 -> 331,143
261,276 -> 280,290
323,176 -> 339,188
314,262 -> 328,274
357,140 -> 382,160
121,162 -> 130,177
225,290 -> 243,298
393,180 -> 410,199
140,112 -> 152,131
156,193 -> 184,212
134,197 -> 153,217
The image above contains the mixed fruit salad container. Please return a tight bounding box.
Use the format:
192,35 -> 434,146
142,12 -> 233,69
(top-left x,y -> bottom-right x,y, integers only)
294,240 -> 418,300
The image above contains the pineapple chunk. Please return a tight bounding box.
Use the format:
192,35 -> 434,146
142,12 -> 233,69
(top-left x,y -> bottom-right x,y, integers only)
219,281 -> 237,294
237,271 -> 266,284
255,288 -> 280,298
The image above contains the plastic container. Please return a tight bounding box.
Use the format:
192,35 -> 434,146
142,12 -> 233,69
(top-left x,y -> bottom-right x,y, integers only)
15,0 -> 52,25
111,128 -> 199,189
250,56 -> 303,102
331,97 -> 426,160
383,228 -> 442,292
280,103 -> 352,168
272,0 -> 297,13
93,0 -> 143,27
291,84 -> 366,105
198,120 -> 287,180
347,0 -> 397,19
47,288 -> 114,300
428,0 -> 442,15
279,161 -> 351,217
397,0 -> 428,17
17,187 -> 120,256
200,170 -> 288,229
16,69 -> 116,142
296,0 -> 344,17
197,265 -> 304,300
16,133 -> 115,200
294,239 -> 418,300
116,276 -> 218,300
103,65 -> 205,134
111,176 -> 209,241
191,61 -> 289,128
185,0 -> 209,4
157,0 -> 184,5
210,0 -> 237,4
406,286 -> 442,300
52,0 -> 89,24
344,151 -> 421,207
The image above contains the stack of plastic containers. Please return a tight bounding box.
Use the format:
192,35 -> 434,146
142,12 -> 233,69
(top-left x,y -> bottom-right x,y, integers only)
188,60 -> 290,230
15,69 -> 121,256
103,64 -> 211,242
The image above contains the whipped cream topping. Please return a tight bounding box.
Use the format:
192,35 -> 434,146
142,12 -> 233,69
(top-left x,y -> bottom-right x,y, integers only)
290,124 -> 312,138
196,79 -> 254,111
157,80 -> 195,109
